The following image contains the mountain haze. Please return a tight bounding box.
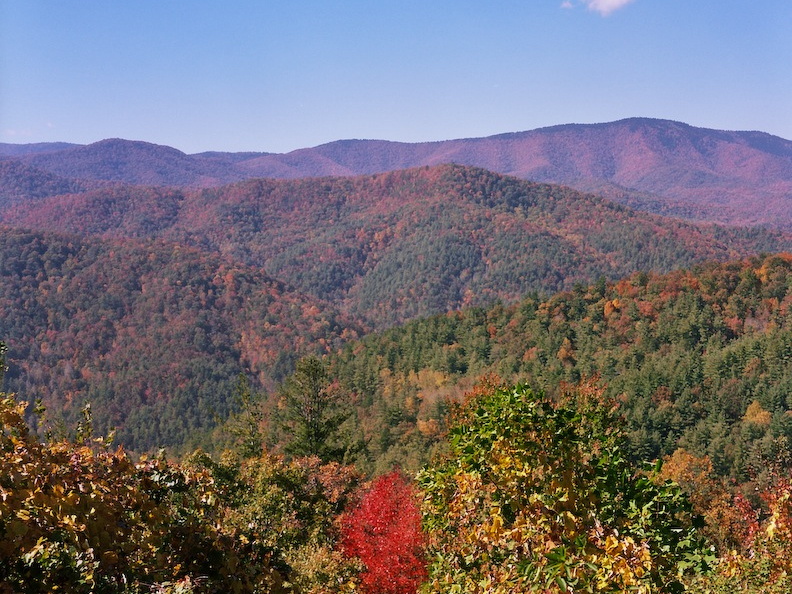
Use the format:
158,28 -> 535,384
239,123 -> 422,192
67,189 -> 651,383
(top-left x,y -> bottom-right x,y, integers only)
6,118 -> 792,227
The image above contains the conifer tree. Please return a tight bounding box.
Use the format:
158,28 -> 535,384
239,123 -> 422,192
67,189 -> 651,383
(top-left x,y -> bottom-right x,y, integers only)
277,356 -> 350,462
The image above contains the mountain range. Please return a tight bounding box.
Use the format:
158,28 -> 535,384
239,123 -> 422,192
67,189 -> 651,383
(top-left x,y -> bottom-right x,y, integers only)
3,118 -> 791,227
3,164 -> 790,329
4,119 -> 792,593
2,117 -> 792,454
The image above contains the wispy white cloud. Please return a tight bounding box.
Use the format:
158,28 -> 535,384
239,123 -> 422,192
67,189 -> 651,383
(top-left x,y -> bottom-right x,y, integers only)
562,0 -> 636,16
3,129 -> 32,138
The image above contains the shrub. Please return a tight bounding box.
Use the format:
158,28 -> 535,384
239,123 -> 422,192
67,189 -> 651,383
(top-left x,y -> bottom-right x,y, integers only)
0,394 -> 287,593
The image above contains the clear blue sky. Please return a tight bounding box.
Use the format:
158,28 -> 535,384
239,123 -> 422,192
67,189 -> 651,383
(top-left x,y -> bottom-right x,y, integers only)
1,0 -> 790,153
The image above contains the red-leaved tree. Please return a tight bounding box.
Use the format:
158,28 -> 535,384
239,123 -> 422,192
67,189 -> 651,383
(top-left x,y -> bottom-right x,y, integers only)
341,470 -> 427,594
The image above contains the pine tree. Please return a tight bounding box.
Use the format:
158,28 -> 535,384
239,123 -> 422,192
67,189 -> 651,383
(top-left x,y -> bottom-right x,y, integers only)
278,356 -> 350,462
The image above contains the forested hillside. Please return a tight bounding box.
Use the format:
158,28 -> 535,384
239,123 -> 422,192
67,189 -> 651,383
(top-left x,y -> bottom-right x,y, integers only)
0,141 -> 79,157
0,228 -> 360,451
324,253 -> 792,481
4,272 -> 791,594
3,163 -> 792,461
239,118 -> 792,228
3,164 -> 790,328
3,164 -> 792,592
19,138 -> 244,187
0,160 -> 99,209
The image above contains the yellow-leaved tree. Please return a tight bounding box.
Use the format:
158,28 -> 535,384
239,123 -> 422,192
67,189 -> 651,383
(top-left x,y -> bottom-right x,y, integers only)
418,382 -> 714,593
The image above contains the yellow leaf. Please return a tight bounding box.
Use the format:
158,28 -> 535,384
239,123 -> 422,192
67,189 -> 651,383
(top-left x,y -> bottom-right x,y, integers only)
605,534 -> 621,555
767,517 -> 777,539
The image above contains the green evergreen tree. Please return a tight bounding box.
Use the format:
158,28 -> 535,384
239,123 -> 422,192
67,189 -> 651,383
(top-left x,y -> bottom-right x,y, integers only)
225,373 -> 266,459
277,356 -> 350,462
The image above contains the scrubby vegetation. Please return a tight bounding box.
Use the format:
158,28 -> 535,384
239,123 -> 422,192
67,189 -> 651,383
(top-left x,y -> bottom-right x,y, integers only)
5,365 -> 791,592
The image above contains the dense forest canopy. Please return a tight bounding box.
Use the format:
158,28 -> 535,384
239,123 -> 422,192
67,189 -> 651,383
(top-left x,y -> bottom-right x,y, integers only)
324,253 -> 792,481
2,162 -> 790,458
3,165 -> 790,329
0,228 -> 359,451
3,217 -> 792,473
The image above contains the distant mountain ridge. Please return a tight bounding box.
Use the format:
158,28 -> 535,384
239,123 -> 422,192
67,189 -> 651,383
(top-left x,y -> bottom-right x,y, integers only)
19,138 -> 245,187
4,118 -> 792,227
0,141 -> 81,157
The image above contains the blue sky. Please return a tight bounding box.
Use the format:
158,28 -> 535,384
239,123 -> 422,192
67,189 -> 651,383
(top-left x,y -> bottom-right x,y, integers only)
1,0 -> 790,153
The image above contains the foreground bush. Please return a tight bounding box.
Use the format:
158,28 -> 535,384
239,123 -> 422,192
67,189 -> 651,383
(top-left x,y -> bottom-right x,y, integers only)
418,383 -> 713,593
685,480 -> 792,594
194,451 -> 363,594
0,395 -> 288,593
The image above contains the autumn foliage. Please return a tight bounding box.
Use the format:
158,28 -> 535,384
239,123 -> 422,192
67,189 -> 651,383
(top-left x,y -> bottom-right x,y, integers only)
0,395 -> 288,593
341,470 -> 427,594
658,449 -> 760,553
683,479 -> 792,593
418,383 -> 712,593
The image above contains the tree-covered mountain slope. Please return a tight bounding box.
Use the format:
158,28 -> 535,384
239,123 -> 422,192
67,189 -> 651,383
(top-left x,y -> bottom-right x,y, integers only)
0,160 -> 100,209
0,227 -> 360,451
3,164 -> 790,328
18,138 -> 245,187
3,221 -> 792,479
326,253 -> 792,479
239,118 -> 792,228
